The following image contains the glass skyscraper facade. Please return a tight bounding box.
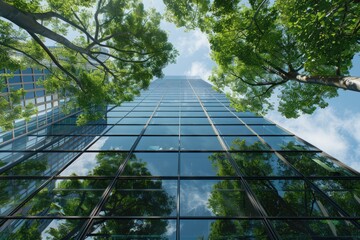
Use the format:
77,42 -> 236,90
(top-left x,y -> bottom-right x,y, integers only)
0,76 -> 359,239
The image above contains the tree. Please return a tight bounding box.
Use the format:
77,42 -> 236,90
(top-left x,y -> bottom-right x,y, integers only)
164,0 -> 360,118
0,0 -> 177,129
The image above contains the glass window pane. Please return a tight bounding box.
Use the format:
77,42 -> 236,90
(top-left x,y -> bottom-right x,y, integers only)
154,112 -> 179,117
106,112 -> 127,117
136,136 -> 178,151
1,219 -> 85,239
181,136 -> 222,150
88,219 -> 176,239
123,152 -> 178,176
101,179 -> 177,216
106,125 -> 144,135
271,220 -> 360,239
223,136 -> 270,151
262,136 -> 317,151
89,136 -> 137,150
216,125 -> 254,135
180,180 -> 258,216
144,125 -> 179,135
250,125 -> 292,135
282,152 -> 355,177
180,220 -> 270,240
208,111 -> 234,117
180,125 -> 215,135
60,152 -> 129,176
211,117 -> 242,125
181,152 -> 235,176
241,118 -> 272,124
150,118 -> 179,124
231,152 -> 299,177
19,179 -> 109,216
249,180 -> 342,217
180,117 -> 209,124
127,112 -> 153,117
181,112 -> 206,117
117,117 -> 149,124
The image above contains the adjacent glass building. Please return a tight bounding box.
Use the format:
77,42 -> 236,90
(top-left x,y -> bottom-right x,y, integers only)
0,68 -> 73,144
0,76 -> 359,239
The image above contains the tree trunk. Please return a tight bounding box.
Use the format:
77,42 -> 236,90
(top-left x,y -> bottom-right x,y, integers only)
293,75 -> 360,92
0,0 -> 86,54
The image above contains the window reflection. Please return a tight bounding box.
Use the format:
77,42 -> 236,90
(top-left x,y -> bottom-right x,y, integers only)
262,136 -> 317,151
136,136 -> 179,151
181,136 -> 223,150
223,136 -> 270,151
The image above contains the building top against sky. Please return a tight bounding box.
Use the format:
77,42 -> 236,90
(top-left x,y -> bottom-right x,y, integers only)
0,76 -> 359,239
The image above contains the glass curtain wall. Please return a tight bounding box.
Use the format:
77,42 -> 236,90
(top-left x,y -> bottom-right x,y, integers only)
0,76 -> 359,239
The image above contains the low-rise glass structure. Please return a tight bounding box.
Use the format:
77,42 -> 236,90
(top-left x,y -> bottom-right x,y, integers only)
0,76 -> 359,239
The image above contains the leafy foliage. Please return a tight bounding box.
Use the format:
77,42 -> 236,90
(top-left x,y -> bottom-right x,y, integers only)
0,0 -> 177,129
165,0 -> 360,118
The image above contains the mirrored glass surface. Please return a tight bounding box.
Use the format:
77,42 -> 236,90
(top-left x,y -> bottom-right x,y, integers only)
0,219 -> 85,239
262,136 -> 317,151
223,136 -> 270,151
231,152 -> 299,177
136,136 -> 179,151
144,125 -> 179,135
60,152 -> 129,176
180,180 -> 258,216
107,112 -> 127,117
271,220 -> 360,239
211,117 -> 242,125
216,125 -> 254,135
18,179 -> 109,216
180,220 -> 270,240
180,125 -> 215,135
88,136 -> 137,150
44,136 -> 99,151
180,117 -> 209,124
101,179 -> 177,216
117,117 -> 149,124
240,118 -> 272,124
127,112 -> 153,117
312,179 -> 360,217
181,136 -> 223,150
250,125 -> 292,135
105,125 -> 144,135
181,152 -> 235,176
207,111 -> 234,117
2,152 -> 80,176
0,179 -> 46,216
281,152 -> 355,176
123,152 -> 178,176
181,112 -> 206,117
248,180 -> 342,217
149,117 -> 179,124
154,112 -> 179,117
87,219 -> 176,239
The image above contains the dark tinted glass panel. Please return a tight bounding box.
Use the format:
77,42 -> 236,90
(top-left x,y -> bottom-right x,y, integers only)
281,152 -> 354,176
180,220 -> 270,239
271,220 -> 360,239
60,152 -> 129,176
181,136 -> 222,150
231,152 -> 299,177
2,152 -> 79,176
223,136 -> 270,151
88,136 -> 136,150
123,152 -> 178,176
88,219 -> 176,239
262,136 -> 318,151
249,180 -> 342,217
180,117 -> 209,124
181,111 -> 206,117
241,118 -> 272,124
117,117 -> 149,124
180,180 -> 258,216
312,179 -> 360,217
101,179 -> 177,216
181,152 -> 235,176
136,136 -> 178,151
0,179 -> 45,216
19,179 -> 109,216
207,111 -> 234,117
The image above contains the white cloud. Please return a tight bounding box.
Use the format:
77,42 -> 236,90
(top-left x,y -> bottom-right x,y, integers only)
177,30 -> 210,56
266,107 -> 360,172
185,61 -> 212,81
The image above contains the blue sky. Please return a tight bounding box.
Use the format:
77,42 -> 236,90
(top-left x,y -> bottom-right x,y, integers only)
144,1 -> 360,172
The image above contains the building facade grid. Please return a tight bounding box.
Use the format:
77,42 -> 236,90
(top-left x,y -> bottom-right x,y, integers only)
0,76 -> 359,239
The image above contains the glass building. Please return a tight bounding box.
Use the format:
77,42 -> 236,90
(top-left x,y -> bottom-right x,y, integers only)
0,76 -> 359,239
0,68 -> 74,144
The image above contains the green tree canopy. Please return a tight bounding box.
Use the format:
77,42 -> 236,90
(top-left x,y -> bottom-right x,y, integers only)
164,0 -> 360,118
0,0 -> 177,129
